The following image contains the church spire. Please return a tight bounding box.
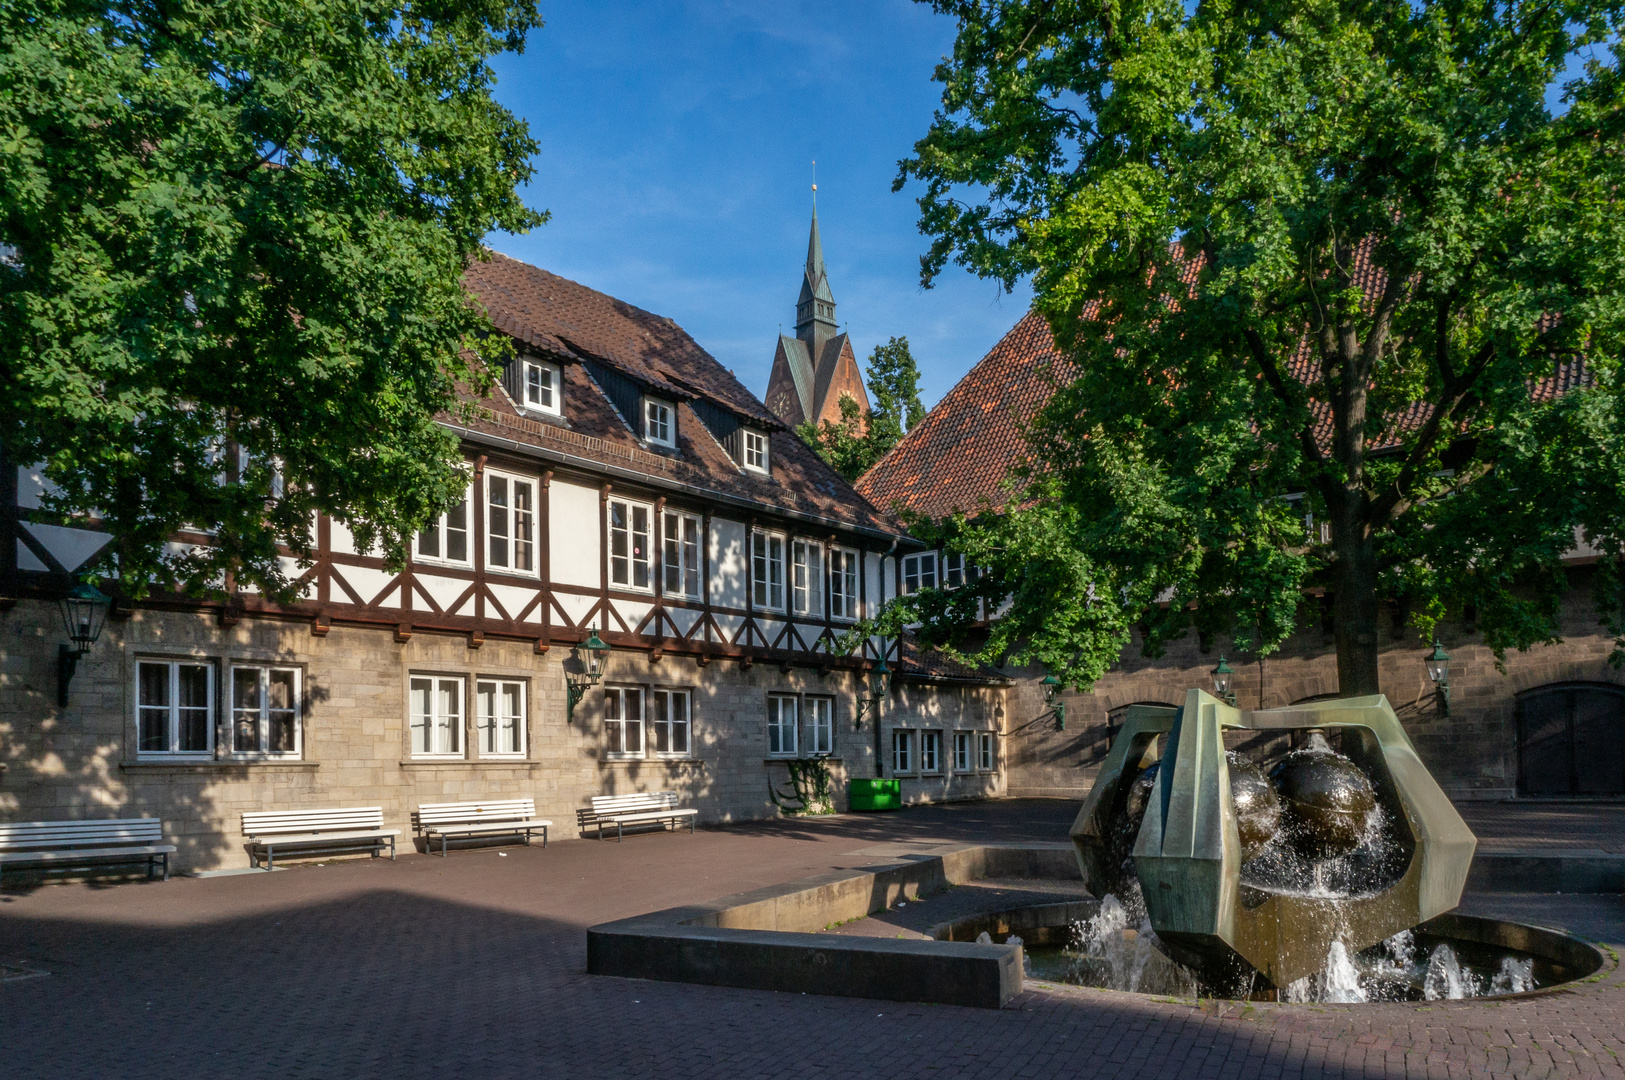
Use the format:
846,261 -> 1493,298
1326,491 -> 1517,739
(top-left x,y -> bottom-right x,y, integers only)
796,176 -> 836,337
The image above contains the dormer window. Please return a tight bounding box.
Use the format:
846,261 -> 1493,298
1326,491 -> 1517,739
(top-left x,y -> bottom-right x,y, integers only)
521,359 -> 562,416
742,429 -> 769,474
644,398 -> 675,448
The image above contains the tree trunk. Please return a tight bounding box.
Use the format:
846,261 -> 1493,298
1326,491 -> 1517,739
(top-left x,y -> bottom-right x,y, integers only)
1332,535 -> 1383,697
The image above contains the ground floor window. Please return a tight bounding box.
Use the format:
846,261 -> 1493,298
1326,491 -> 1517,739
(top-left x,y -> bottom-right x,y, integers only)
805,696 -> 833,755
652,689 -> 691,757
604,686 -> 644,758
892,729 -> 914,774
920,730 -> 941,774
137,660 -> 213,756
410,676 -> 463,757
768,694 -> 799,757
978,731 -> 994,771
231,665 -> 300,756
954,731 -> 973,772
476,679 -> 526,757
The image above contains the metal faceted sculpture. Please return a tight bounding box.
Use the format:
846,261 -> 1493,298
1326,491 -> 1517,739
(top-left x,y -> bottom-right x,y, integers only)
1072,691 -> 1477,989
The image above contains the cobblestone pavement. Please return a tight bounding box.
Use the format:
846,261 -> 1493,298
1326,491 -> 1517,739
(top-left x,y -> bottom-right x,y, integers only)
5,799 -> 1625,1080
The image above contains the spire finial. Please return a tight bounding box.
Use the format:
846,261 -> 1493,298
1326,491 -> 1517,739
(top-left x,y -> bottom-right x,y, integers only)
811,160 -> 817,211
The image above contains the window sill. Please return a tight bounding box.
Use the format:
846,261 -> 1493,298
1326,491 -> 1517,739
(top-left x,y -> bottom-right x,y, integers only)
398,759 -> 539,768
122,760 -> 318,771
600,757 -> 705,767
765,756 -> 842,764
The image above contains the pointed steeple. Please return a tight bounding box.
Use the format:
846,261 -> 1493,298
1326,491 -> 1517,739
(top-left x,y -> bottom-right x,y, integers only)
795,200 -> 837,337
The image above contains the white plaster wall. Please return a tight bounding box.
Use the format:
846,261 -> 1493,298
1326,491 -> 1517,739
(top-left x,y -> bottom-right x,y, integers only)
709,518 -> 746,608
550,481 -> 601,589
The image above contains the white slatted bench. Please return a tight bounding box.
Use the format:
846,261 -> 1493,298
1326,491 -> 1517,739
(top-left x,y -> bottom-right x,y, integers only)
0,819 -> 175,883
414,799 -> 552,857
242,807 -> 398,871
576,791 -> 697,841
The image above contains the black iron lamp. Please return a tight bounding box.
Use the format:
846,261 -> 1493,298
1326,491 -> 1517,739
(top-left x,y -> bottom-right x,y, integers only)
564,630 -> 611,721
855,655 -> 891,729
1211,655 -> 1237,707
1042,673 -> 1066,730
58,581 -> 111,707
1425,638 -> 1451,716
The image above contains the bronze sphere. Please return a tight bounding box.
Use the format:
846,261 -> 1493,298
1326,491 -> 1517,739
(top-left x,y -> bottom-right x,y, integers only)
1268,745 -> 1379,859
1225,753 -> 1281,861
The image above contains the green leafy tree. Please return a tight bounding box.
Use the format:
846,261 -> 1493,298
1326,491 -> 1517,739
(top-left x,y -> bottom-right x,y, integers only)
874,0 -> 1625,693
798,335 -> 926,481
0,0 -> 546,599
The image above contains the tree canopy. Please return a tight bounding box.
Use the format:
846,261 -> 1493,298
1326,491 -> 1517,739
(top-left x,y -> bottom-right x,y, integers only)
0,0 -> 545,599
798,335 -> 926,482
879,0 -> 1625,693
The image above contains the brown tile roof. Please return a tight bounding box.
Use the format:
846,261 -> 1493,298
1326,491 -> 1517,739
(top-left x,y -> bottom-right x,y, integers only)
461,251 -> 903,539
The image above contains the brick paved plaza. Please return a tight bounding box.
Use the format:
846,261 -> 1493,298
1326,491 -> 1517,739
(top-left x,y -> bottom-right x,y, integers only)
5,799 -> 1625,1080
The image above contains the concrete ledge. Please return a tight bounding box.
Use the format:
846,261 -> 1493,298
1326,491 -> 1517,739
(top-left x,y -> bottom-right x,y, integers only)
1468,850 -> 1625,893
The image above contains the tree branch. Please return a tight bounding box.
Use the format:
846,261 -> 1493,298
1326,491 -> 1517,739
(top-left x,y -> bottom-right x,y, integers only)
1369,338 -> 1496,528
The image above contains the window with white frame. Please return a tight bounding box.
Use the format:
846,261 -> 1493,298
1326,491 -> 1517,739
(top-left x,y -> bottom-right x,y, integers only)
609,498 -> 653,590
651,689 -> 691,758
476,679 -> 525,757
892,729 -> 914,774
921,730 -> 942,774
487,472 -> 536,575
902,552 -> 937,594
409,676 -> 463,757
521,358 -> 562,416
416,485 -> 472,566
943,552 -> 967,589
978,731 -> 995,771
137,660 -> 213,756
954,730 -> 973,773
663,511 -> 702,598
751,530 -> 786,611
231,665 -> 300,756
742,429 -> 769,473
805,696 -> 833,756
604,685 -> 644,758
767,694 -> 799,757
829,547 -> 860,621
791,540 -> 824,617
644,398 -> 675,447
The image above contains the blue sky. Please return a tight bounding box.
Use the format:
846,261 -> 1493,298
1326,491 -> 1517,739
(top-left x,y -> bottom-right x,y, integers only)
486,1 -> 1032,411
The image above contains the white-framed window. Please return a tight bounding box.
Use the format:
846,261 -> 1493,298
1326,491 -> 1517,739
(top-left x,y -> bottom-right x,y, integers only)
752,529 -> 786,611
662,510 -> 702,598
791,539 -> 824,617
829,547 -> 860,621
978,731 -> 995,771
609,498 -> 654,591
644,398 -> 675,448
892,729 -> 914,774
954,731 -> 973,773
409,676 -> 464,757
902,552 -> 937,595
230,665 -> 300,757
416,484 -> 472,566
604,685 -> 644,759
651,689 -> 691,758
767,694 -> 799,757
521,358 -> 562,416
943,553 -> 967,589
742,429 -> 770,474
476,679 -> 525,757
486,471 -> 536,576
806,696 -> 833,756
921,730 -> 942,774
137,660 -> 214,756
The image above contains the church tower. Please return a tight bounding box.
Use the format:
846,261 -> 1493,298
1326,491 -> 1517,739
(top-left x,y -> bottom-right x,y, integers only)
765,198 -> 871,430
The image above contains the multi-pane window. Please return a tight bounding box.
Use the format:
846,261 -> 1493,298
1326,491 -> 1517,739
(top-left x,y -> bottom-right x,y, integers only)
231,666 -> 300,756
805,696 -> 833,756
644,399 -> 674,447
767,694 -> 799,757
892,730 -> 914,774
921,730 -> 942,774
902,553 -> 937,595
410,676 -> 463,757
743,429 -> 769,473
791,540 -> 824,617
663,511 -> 702,598
751,530 -> 786,611
978,731 -> 995,771
137,660 -> 213,756
829,548 -> 860,621
522,359 -> 562,416
651,689 -> 691,758
609,498 -> 653,590
604,686 -> 644,758
487,472 -> 536,575
417,485 -> 471,566
954,731 -> 973,772
943,553 -> 967,589
476,679 -> 525,757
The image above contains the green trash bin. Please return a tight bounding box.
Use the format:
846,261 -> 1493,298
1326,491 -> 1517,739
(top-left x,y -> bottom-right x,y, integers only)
848,778 -> 902,812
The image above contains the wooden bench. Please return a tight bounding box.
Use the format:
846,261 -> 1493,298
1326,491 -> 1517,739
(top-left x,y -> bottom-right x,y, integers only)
242,807 -> 398,871
0,818 -> 175,884
413,799 -> 552,857
576,791 -> 697,841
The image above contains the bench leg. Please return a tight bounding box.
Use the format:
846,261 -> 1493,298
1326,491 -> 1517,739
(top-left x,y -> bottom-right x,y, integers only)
161,852 -> 169,882
543,825 -> 548,849
267,846 -> 275,872
390,836 -> 396,861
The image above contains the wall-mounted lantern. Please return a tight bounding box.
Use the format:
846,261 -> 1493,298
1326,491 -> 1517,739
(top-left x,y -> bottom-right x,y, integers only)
564,630 -> 611,722
1042,673 -> 1065,730
58,581 -> 111,707
1425,638 -> 1451,716
1211,655 -> 1237,707
855,655 -> 891,729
